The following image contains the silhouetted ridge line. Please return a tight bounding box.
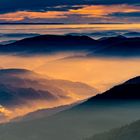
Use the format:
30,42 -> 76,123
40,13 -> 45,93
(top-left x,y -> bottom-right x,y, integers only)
0,34 -> 139,56
87,76 -> 140,101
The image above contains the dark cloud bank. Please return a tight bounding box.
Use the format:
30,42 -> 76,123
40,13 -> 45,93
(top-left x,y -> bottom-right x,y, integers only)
0,0 -> 140,14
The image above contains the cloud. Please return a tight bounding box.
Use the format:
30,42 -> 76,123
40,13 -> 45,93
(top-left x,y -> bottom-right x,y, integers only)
69,5 -> 140,17
110,12 -> 140,17
0,0 -> 140,14
0,4 -> 139,23
0,11 -> 67,22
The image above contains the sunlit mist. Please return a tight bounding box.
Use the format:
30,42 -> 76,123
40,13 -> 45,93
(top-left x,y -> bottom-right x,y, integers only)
0,53 -> 140,91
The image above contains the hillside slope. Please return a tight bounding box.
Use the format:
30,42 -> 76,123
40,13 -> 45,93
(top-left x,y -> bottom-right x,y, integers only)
0,76 -> 139,140
0,68 -> 98,122
88,120 -> 140,140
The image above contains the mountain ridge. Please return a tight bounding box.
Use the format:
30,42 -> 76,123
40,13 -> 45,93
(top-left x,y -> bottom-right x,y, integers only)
0,68 -> 98,122
0,76 -> 139,140
0,34 -> 139,57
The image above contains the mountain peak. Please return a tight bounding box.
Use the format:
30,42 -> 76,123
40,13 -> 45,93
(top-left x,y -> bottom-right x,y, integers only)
115,35 -> 126,39
86,76 -> 140,101
124,76 -> 140,85
0,68 -> 33,75
15,34 -> 94,42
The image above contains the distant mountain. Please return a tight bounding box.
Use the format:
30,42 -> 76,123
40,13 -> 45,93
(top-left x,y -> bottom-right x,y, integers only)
0,35 -> 97,55
88,120 -> 140,140
89,36 -> 140,57
67,31 -> 119,38
0,33 -> 40,38
0,76 -> 139,140
0,34 -> 139,57
123,32 -> 140,37
0,33 -> 40,45
0,40 -> 17,45
13,101 -> 82,122
0,68 -> 98,122
98,35 -> 126,41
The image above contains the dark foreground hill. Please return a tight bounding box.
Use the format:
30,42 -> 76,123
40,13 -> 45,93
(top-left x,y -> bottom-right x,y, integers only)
0,76 -> 139,140
87,119 -> 140,140
86,76 -> 140,101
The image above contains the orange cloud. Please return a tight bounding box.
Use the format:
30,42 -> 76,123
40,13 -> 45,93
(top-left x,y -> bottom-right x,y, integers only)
70,4 -> 140,17
0,11 -> 66,21
0,4 -> 139,21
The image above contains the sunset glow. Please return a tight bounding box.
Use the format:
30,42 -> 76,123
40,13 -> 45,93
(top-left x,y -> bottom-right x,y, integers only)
0,4 -> 140,23
70,4 -> 140,17
0,0 -> 139,139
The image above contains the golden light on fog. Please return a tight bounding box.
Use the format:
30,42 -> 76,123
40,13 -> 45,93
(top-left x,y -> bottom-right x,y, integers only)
36,57 -> 140,91
0,53 -> 140,122
1,54 -> 140,91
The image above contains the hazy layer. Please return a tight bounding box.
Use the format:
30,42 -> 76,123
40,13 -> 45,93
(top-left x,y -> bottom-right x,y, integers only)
0,23 -> 140,42
0,24 -> 140,34
0,53 -> 140,91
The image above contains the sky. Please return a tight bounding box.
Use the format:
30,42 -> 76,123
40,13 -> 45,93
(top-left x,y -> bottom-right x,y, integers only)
0,0 -> 140,23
